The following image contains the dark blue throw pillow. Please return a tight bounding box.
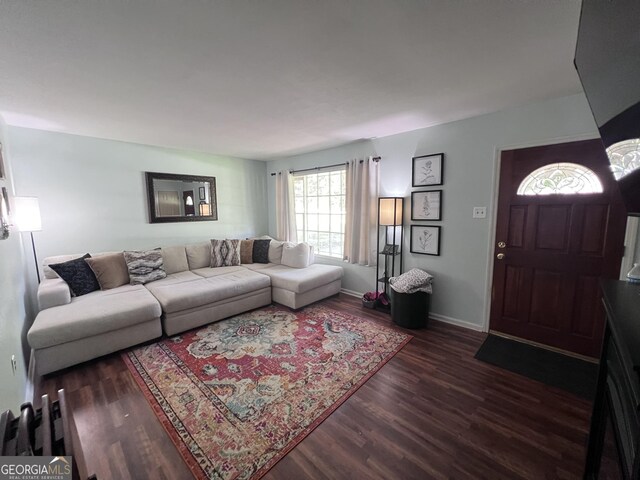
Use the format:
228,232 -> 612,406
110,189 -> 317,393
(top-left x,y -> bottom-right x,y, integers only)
252,239 -> 271,263
49,253 -> 100,297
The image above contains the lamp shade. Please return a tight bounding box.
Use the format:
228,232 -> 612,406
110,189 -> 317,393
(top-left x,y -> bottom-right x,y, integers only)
379,197 -> 403,226
14,197 -> 42,232
199,203 -> 211,216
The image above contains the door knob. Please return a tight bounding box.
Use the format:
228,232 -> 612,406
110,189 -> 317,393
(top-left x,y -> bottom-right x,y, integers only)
497,241 -> 506,248
496,253 -> 505,260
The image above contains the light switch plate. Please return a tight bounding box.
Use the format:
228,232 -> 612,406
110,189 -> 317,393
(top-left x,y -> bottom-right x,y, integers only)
473,206 -> 487,218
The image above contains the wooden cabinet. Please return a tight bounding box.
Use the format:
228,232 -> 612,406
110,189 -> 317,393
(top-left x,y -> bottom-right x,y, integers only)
585,280 -> 640,479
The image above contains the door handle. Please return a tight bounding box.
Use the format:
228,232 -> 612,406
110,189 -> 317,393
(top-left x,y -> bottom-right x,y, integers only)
496,253 -> 505,260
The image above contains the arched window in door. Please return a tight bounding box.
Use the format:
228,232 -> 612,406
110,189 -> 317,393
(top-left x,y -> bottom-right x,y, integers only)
516,162 -> 603,196
606,138 -> 640,180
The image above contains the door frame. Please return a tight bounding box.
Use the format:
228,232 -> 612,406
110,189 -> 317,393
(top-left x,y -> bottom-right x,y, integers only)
481,133 -> 603,333
620,216 -> 639,280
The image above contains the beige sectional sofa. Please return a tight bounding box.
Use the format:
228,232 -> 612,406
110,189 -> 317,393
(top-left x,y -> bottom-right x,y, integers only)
27,241 -> 343,375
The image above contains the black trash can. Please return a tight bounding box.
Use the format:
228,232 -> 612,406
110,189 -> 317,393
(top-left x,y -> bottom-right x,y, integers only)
390,288 -> 430,329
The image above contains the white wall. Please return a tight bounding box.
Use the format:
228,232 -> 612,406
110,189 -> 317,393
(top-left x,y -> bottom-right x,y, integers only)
9,128 -> 268,265
635,222 -> 640,262
0,117 -> 31,411
267,94 -> 600,330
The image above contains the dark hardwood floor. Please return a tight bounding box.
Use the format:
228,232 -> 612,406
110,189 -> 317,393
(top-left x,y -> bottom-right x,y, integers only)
36,295 -> 592,479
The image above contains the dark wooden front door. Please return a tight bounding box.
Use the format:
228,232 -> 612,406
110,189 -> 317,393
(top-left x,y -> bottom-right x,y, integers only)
490,139 -> 627,358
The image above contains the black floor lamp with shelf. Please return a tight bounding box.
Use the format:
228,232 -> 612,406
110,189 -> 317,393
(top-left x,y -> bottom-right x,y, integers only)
375,197 -> 404,312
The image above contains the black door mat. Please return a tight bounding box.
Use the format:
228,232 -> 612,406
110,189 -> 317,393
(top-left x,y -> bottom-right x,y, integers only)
475,334 -> 598,400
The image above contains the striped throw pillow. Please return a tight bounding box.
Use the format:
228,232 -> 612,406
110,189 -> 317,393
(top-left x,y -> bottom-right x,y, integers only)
123,248 -> 167,285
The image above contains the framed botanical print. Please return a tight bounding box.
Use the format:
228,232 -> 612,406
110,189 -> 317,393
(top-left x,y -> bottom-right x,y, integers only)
410,225 -> 441,256
412,153 -> 443,187
411,190 -> 442,221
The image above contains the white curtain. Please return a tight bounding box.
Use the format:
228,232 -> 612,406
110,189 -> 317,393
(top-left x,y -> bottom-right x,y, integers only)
275,170 -> 297,242
344,157 -> 379,265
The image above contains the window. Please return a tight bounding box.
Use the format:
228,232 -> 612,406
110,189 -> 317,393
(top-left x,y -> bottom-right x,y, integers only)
516,162 -> 603,196
606,138 -> 640,180
293,169 -> 346,258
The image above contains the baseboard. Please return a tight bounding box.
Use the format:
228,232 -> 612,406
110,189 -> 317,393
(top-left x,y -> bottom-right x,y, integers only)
340,288 -> 362,298
429,313 -> 484,332
339,289 -> 484,332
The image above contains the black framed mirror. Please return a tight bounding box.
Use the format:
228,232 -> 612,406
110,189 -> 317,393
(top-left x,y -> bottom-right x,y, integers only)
145,172 -> 218,223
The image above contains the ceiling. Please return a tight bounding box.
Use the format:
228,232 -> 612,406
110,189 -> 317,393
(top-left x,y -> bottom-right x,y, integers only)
0,1 -> 583,160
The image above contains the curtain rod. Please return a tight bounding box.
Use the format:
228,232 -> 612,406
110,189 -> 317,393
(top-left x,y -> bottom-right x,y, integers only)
270,156 -> 381,176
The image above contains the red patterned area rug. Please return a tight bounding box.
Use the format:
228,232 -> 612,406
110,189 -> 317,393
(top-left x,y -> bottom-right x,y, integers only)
123,304 -> 411,480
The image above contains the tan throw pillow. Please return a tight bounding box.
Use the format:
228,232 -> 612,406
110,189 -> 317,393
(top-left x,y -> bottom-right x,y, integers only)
240,240 -> 254,264
85,253 -> 130,290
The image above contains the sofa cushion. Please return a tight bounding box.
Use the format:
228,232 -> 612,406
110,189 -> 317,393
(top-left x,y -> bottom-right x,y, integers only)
257,264 -> 343,294
281,242 -> 311,268
124,248 -> 167,285
85,253 -> 130,290
185,242 -> 211,270
252,239 -> 271,263
28,285 -> 162,349
161,246 -> 189,274
148,269 -> 271,313
268,240 -> 284,264
191,266 -> 247,278
49,254 -> 100,297
240,240 -> 254,264
242,263 -> 276,271
143,271 -> 203,294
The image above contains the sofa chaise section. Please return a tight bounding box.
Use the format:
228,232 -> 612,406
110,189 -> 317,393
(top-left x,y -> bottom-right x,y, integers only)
28,284 -> 162,375
244,263 -> 343,309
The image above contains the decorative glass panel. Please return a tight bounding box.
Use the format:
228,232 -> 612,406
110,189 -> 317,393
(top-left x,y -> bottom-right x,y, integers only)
606,138 -> 640,180
516,162 -> 603,196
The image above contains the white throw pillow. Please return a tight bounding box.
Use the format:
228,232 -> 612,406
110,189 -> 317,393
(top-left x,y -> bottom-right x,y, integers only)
281,242 -> 311,268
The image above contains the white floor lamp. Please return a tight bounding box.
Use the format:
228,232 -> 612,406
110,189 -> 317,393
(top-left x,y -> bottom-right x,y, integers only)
14,197 -> 42,283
